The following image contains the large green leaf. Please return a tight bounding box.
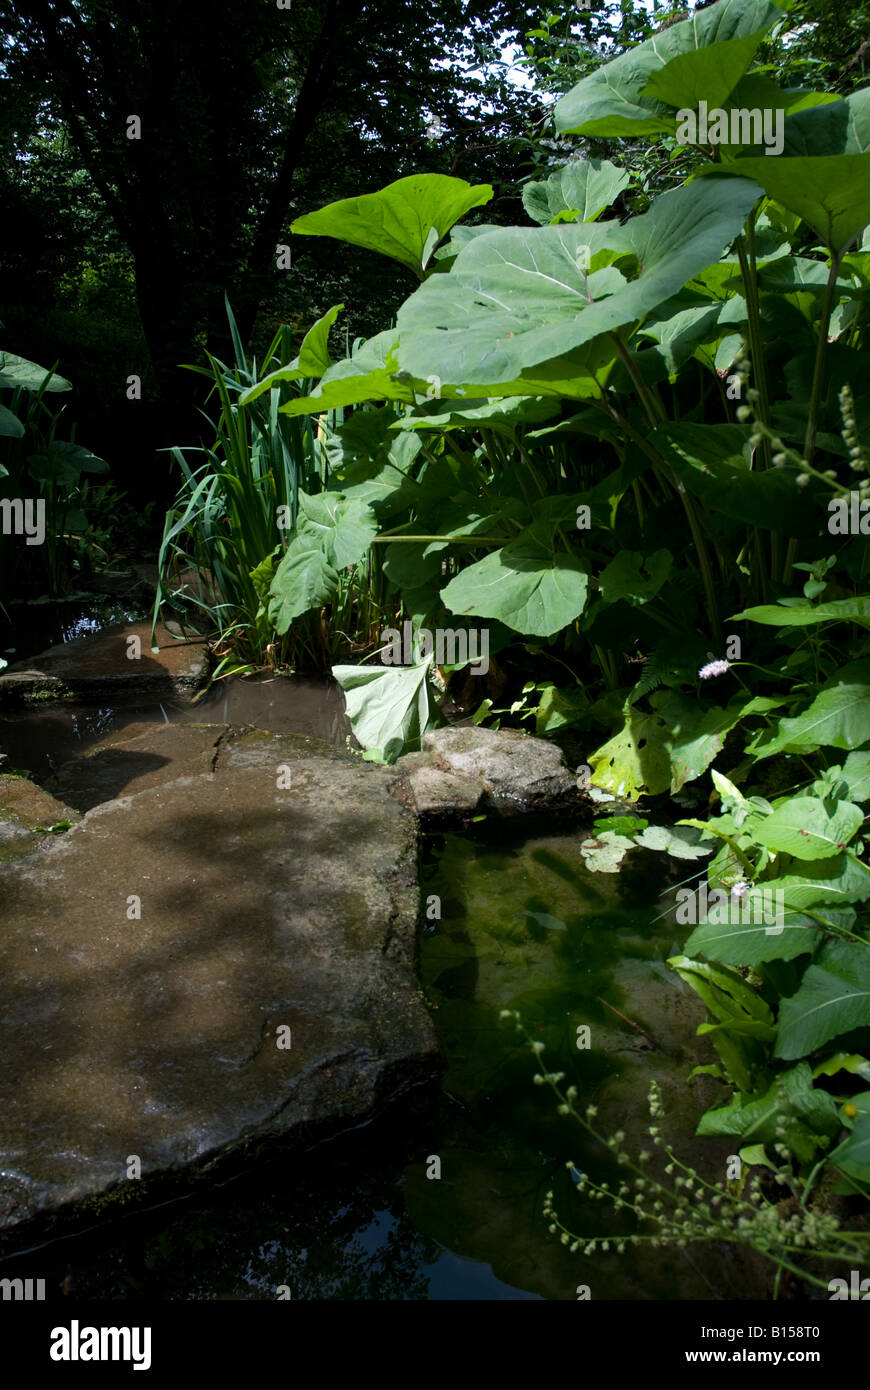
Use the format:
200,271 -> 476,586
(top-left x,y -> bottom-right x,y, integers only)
522,158 -> 630,226
683,903 -> 822,966
695,1062 -> 840,1163
753,796 -> 864,860
332,656 -> 434,763
597,549 -> 672,606
699,153 -> 870,252
268,491 -> 377,631
642,30 -> 769,112
779,86 -> 870,159
775,940 -> 870,1059
553,0 -> 783,138
278,332 -> 421,417
651,421 -> 824,533
732,597 -> 870,629
291,175 -> 492,277
0,403 -> 24,437
654,690 -> 783,793
238,304 -> 346,406
0,352 -> 71,392
588,706 -> 673,799
440,522 -> 588,638
840,751 -> 870,803
830,1111 -> 870,1182
396,179 -> 761,385
751,662 -> 870,759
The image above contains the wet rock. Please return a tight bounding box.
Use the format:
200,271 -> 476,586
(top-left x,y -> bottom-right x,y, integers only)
0,774 -> 80,863
422,725 -> 578,806
402,765 -> 485,819
0,725 -> 438,1238
0,620 -> 207,704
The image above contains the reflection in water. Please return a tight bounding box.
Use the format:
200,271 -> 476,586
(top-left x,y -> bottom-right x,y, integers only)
0,674 -> 351,779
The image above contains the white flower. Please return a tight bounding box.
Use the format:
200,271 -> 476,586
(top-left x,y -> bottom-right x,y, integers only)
698,659 -> 730,680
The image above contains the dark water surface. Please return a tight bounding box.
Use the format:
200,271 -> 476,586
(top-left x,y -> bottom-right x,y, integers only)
0,804 -> 764,1301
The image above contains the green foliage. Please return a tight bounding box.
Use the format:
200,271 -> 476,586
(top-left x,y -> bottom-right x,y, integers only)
0,344 -> 110,597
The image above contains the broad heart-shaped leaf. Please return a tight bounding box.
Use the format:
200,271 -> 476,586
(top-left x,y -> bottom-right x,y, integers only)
239,304 -> 344,406
440,522 -> 588,638
597,549 -> 672,606
0,402 -> 24,437
522,158 -> 630,226
0,351 -> 71,392
332,656 -> 434,763
396,178 -> 762,386
652,690 -> 784,794
641,30 -> 769,112
588,706 -> 673,799
830,1112 -> 870,1182
651,421 -> 824,534
279,332 -> 423,417
732,596 -> 870,629
290,175 -> 493,278
778,85 -> 870,159
753,796 -> 863,860
268,532 -> 339,633
296,490 -> 378,569
695,1062 -> 841,1163
775,940 -> 870,1060
268,491 -> 377,632
750,661 -> 870,759
553,0 -> 783,138
698,153 -> 870,252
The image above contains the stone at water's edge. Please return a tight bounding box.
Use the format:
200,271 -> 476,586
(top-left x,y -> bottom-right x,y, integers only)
0,724 -> 438,1237
0,620 -> 208,703
394,725 -> 580,818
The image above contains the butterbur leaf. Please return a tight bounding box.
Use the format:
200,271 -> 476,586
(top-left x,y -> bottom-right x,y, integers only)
699,153 -> 870,252
0,351 -> 71,392
291,175 -> 493,278
395,179 -> 762,386
332,656 -> 434,763
0,403 -> 24,437
522,158 -> 630,226
775,940 -> 870,1060
553,0 -> 783,138
440,522 -> 589,638
238,304 -> 345,406
268,491 -> 377,632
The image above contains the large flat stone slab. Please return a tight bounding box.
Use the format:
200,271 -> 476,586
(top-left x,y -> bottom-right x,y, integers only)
0,726 -> 437,1236
0,620 -> 207,703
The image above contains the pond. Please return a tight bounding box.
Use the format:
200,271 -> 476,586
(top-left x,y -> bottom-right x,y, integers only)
0,808 -> 768,1300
